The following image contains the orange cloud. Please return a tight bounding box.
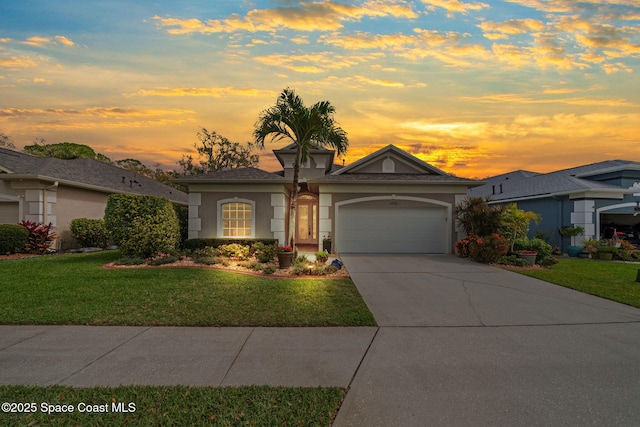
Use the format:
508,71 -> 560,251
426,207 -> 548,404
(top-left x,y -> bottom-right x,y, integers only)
254,52 -> 381,73
154,0 -> 418,34
479,19 -> 545,40
0,53 -> 38,69
131,86 -> 276,98
421,0 -> 489,15
21,35 -> 76,47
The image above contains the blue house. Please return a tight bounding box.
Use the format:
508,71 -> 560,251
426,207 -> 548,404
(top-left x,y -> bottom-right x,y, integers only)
468,160 -> 640,251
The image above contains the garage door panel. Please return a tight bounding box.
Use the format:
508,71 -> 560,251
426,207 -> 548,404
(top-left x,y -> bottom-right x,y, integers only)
337,205 -> 446,254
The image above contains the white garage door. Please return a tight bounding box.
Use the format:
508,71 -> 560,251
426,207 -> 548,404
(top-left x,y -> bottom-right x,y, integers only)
337,205 -> 447,253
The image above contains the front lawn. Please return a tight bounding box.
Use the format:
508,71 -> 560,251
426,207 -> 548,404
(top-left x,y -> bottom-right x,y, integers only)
517,258 -> 640,308
0,385 -> 343,426
0,251 -> 375,326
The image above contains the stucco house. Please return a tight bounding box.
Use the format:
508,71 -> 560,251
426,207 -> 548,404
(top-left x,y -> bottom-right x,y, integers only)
468,160 -> 640,250
0,147 -> 188,250
175,144 -> 482,254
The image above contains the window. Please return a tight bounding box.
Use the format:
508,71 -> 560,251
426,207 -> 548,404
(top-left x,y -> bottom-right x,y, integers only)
382,157 -> 395,173
221,202 -> 253,237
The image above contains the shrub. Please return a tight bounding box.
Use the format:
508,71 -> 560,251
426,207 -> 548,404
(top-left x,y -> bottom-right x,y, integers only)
251,242 -> 277,263
183,238 -> 277,251
19,221 -> 56,254
468,233 -> 509,263
218,243 -> 250,260
147,252 -> 178,266
104,194 -> 180,258
70,218 -> 110,248
262,265 -> 276,275
0,224 -> 29,254
315,250 -> 329,264
193,256 -> 218,265
513,238 -> 552,260
174,204 -> 188,246
454,235 -> 476,258
498,255 -> 529,267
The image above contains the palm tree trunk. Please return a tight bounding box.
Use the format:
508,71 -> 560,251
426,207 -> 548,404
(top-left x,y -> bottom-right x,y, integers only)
288,146 -> 302,249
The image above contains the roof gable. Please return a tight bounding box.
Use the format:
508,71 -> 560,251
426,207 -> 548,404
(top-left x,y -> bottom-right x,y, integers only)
333,145 -> 450,176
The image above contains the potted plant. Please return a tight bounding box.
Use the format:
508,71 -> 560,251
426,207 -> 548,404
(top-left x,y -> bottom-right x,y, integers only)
515,249 -> 538,266
322,235 -> 332,253
596,246 -> 617,261
276,245 -> 294,268
558,226 -> 584,257
582,237 -> 599,259
315,250 -> 329,264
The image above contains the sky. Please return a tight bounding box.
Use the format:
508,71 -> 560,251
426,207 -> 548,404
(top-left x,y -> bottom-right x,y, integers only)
0,0 -> 639,179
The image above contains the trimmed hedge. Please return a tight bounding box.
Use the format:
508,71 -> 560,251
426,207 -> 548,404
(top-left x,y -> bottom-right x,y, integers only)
183,238 -> 278,251
0,224 -> 29,254
104,194 -> 180,258
70,218 -> 110,248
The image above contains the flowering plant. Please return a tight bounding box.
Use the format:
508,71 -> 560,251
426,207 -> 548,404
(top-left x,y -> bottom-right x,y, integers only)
468,233 -> 509,263
277,245 -> 293,253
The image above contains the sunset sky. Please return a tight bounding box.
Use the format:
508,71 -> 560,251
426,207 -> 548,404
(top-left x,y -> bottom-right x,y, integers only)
1,0 -> 638,179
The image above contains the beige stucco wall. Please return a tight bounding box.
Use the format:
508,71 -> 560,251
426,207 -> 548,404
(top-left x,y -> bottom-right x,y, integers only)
191,187 -> 288,240
54,186 -> 110,249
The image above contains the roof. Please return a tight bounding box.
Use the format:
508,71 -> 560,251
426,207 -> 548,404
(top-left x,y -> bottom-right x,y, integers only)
0,147 -> 188,204
174,167 -> 288,183
333,145 -> 450,176
469,160 -> 640,202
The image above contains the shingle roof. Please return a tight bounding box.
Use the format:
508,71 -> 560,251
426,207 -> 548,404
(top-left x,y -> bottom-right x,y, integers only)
313,173 -> 480,184
469,160 -> 640,201
0,148 -> 188,204
174,167 -> 288,183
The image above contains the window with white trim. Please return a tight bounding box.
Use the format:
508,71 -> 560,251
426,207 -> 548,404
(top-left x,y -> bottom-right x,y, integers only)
221,202 -> 253,237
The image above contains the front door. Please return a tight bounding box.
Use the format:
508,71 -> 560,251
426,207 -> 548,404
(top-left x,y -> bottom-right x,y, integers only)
296,197 -> 318,245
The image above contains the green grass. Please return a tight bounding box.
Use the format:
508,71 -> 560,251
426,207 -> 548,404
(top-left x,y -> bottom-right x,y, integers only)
0,251 -> 375,326
517,258 -> 640,308
0,385 -> 343,426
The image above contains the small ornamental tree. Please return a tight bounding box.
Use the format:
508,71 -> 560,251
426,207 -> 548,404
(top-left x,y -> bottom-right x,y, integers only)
104,194 -> 180,258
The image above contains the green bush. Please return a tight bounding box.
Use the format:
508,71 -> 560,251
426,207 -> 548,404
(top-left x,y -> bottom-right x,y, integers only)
0,224 -> 29,254
174,203 -> 188,246
104,194 -> 180,258
70,218 -> 110,248
183,238 -> 277,251
252,242 -> 277,263
262,265 -> 276,275
513,238 -> 552,260
218,243 -> 250,260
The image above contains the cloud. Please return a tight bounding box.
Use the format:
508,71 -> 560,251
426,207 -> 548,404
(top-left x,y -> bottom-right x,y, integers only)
479,19 -> 545,40
254,51 -> 382,73
0,53 -> 38,69
421,0 -> 489,15
21,35 -> 76,47
131,86 -> 276,98
153,0 -> 418,34
461,92 -> 636,107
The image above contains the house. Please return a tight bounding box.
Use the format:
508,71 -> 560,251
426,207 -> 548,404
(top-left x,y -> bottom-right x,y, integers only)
0,147 -> 188,249
175,144 -> 483,254
468,160 -> 640,250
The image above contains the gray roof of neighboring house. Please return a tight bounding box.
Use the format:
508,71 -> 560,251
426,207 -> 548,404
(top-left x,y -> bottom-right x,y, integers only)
469,160 -> 640,202
0,148 -> 188,204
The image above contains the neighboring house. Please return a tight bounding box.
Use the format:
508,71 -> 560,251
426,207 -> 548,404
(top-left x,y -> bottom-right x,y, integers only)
0,147 -> 188,249
175,144 -> 482,254
468,160 -> 640,250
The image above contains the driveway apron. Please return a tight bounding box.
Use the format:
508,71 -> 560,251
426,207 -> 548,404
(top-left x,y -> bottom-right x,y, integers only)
336,254 -> 640,426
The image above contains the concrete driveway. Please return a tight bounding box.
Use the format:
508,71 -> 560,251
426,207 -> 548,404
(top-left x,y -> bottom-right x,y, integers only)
335,254 -> 640,426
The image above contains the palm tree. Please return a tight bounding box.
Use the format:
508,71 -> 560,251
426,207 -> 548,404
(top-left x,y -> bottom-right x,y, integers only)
253,88 -> 348,249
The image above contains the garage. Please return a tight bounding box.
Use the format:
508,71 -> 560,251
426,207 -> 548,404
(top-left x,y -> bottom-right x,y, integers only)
336,203 -> 448,254
0,201 -> 19,224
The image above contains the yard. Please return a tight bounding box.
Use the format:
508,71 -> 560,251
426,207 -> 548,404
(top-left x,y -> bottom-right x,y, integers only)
0,251 -> 375,327
516,258 -> 640,309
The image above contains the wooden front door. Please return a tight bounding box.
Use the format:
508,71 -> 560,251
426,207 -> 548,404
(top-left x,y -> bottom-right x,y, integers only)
296,198 -> 318,245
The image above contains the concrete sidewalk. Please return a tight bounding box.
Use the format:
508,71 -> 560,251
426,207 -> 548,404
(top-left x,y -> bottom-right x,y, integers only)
0,325 -> 376,387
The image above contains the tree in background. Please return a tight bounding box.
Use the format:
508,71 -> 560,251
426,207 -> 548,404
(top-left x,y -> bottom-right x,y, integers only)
23,141 -> 112,162
253,88 -> 348,248
0,132 -> 16,149
455,196 -> 505,237
178,127 -> 259,175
